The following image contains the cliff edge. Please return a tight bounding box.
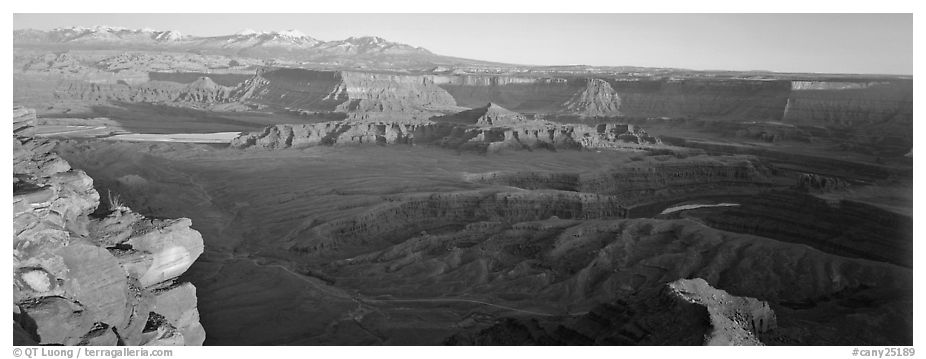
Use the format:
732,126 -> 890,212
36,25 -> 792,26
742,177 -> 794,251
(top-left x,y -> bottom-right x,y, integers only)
13,107 -> 206,346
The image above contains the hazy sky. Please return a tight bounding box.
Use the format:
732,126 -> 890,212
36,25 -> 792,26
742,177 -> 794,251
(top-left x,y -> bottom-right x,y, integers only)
13,13 -> 913,75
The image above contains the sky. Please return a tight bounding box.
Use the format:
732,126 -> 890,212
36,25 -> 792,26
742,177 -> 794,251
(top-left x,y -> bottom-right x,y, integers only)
12,13 -> 914,75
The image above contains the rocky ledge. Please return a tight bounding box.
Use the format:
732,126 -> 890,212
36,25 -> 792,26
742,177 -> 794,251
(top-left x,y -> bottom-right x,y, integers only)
13,107 -> 205,346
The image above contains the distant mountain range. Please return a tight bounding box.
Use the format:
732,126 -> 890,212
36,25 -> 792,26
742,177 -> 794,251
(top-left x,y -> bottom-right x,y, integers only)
13,26 -> 495,68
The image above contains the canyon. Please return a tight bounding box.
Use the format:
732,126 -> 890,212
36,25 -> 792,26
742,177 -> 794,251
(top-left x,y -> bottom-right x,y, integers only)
11,25 -> 913,347
36,65 -> 912,158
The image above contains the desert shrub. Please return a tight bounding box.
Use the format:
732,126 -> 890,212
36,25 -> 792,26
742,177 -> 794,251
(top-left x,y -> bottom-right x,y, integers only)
107,190 -> 130,212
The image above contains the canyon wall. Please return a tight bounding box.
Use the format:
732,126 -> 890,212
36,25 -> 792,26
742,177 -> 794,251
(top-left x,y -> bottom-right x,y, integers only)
55,77 -> 235,105
13,107 -> 205,345
229,119 -> 661,153
50,68 -> 912,141
48,68 -> 912,155
467,156 -> 771,205
676,190 -> 913,268
782,81 -> 913,154
297,189 -> 628,256
230,68 -> 459,117
661,137 -> 908,180
435,76 -> 580,113
436,76 -> 792,120
609,79 -> 792,120
148,72 -> 254,87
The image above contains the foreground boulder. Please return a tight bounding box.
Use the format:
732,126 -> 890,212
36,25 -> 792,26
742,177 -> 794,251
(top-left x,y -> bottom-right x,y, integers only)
12,106 -> 206,346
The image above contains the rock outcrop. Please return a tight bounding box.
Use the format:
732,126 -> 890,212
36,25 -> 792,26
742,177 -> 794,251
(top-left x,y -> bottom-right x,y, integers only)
55,79 -> 235,106
466,155 -> 771,206
293,189 -> 629,256
432,102 -> 531,127
438,77 -> 792,120
41,63 -> 913,156
667,278 -> 776,345
561,78 -> 622,117
96,53 -> 262,73
672,190 -> 913,268
795,173 -> 848,192
13,107 -> 205,345
782,81 -> 912,154
22,52 -> 89,74
230,68 -> 459,118
446,278 -> 776,346
230,103 -> 660,153
230,118 -> 661,153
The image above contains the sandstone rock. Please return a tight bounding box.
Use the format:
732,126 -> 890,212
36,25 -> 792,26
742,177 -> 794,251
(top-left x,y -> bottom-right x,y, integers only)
117,290 -> 155,346
447,278 -> 775,346
80,326 -> 119,346
55,243 -> 129,326
796,173 -> 848,192
112,250 -> 155,280
11,107 -> 205,346
138,312 -> 185,346
561,78 -> 622,117
48,170 -> 100,225
126,218 -> 204,287
22,53 -> 89,74
13,186 -> 56,215
89,209 -> 147,247
231,115 -> 661,153
14,267 -> 63,301
54,78 -> 234,107
668,278 -> 776,345
231,68 -> 458,115
19,297 -> 94,345
152,283 -> 206,345
433,102 -> 530,127
13,321 -> 39,345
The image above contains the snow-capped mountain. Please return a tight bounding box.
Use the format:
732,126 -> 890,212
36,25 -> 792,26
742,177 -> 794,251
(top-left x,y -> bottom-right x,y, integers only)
314,36 -> 430,56
13,26 -> 494,68
13,26 -> 425,52
16,25 -> 185,43
199,29 -> 321,49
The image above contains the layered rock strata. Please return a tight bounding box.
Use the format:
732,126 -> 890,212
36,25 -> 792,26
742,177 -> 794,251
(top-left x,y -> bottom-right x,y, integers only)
46,67 -> 912,156
466,156 -> 770,205
230,105 -> 661,153
796,173 -> 849,192
674,190 -> 913,268
55,77 -> 234,105
230,68 -> 459,118
12,107 -> 205,345
293,189 -> 629,257
22,52 -> 89,74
